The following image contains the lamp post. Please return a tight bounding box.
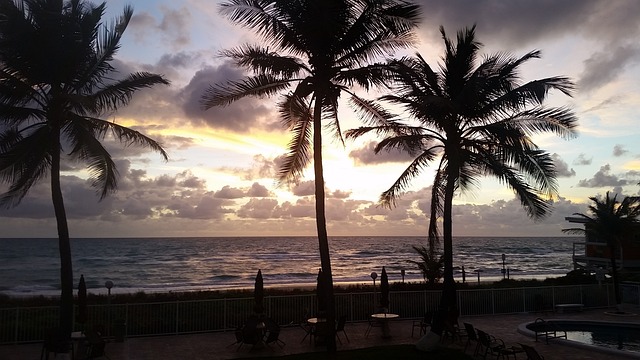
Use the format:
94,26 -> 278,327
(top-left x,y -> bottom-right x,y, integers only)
370,272 -> 377,311
105,280 -> 113,336
400,269 -> 405,284
501,254 -> 506,280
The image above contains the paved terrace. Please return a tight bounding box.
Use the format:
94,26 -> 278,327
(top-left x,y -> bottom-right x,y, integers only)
1,308 -> 635,359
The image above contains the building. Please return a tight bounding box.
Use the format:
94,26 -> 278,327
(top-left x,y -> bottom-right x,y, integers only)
567,216 -> 640,271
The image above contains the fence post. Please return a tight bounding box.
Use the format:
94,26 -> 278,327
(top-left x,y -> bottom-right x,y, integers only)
349,293 -> 353,321
491,289 -> 495,314
552,286 -> 556,308
522,288 -> 527,313
223,298 -> 227,331
14,308 -> 19,344
580,285 -> 584,305
175,301 -> 179,334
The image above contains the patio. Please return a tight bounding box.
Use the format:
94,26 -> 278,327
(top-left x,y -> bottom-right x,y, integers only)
0,308 -> 632,359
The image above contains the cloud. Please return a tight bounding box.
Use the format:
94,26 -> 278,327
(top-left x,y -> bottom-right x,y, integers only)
551,153 -> 575,178
214,182 -> 272,199
291,181 -> 316,197
179,64 -> 276,132
130,7 -> 192,50
573,154 -> 592,166
578,44 -> 640,92
577,164 -> 627,188
349,141 -> 414,165
613,144 -> 628,157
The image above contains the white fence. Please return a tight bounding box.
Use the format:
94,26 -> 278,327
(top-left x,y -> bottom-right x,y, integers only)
0,284 -> 618,344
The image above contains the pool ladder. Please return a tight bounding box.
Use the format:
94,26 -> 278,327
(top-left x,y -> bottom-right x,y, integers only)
534,318 -> 567,344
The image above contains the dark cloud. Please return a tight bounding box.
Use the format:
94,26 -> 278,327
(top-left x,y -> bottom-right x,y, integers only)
247,182 -> 271,197
214,185 -> 247,199
180,64 -> 275,132
551,153 -> 575,178
291,181 -> 315,197
578,45 -> 640,92
349,141 -> 414,165
613,144 -> 628,157
573,154 -> 592,166
577,164 -> 627,188
237,198 -> 279,219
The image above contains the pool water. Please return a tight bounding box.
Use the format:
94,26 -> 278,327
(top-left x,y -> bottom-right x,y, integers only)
564,325 -> 640,353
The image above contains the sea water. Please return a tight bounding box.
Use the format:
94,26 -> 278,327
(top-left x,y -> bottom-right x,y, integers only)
0,236 -> 579,297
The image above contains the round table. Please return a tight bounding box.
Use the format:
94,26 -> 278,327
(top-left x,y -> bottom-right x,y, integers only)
371,313 -> 399,338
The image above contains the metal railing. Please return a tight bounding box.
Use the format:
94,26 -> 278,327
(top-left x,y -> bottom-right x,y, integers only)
0,284 -> 615,344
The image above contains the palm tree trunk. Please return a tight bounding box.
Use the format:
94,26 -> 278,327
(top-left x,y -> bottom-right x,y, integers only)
312,100 -> 336,353
609,243 -> 622,310
51,128 -> 73,340
432,168 -> 457,336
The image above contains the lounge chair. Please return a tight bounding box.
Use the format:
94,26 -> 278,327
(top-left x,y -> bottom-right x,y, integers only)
411,312 -> 433,337
519,343 -> 545,360
335,315 -> 349,344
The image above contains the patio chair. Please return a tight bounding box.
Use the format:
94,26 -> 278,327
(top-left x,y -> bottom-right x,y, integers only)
84,327 -> 110,359
264,322 -> 285,349
411,312 -> 433,337
237,319 -> 263,351
41,327 -> 73,360
335,315 -> 349,344
519,343 -> 545,360
364,315 -> 382,337
476,329 -> 507,359
463,322 -> 480,355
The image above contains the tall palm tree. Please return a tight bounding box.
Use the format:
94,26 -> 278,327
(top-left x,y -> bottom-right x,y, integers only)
563,192 -> 640,310
0,0 -> 169,339
201,0 -> 420,351
346,25 -> 578,338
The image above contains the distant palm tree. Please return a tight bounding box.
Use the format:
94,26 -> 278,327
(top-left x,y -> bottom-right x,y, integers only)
0,0 -> 169,338
408,245 -> 443,285
563,192 -> 640,310
346,25 -> 578,337
201,0 -> 420,351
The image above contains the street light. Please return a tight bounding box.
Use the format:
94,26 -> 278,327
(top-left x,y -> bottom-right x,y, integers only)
370,272 -> 377,311
105,280 -> 114,337
105,280 -> 114,304
501,254 -> 506,280
400,269 -> 405,284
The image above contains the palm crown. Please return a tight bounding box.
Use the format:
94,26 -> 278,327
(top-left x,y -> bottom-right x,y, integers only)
0,0 -> 169,207
202,0 -> 420,183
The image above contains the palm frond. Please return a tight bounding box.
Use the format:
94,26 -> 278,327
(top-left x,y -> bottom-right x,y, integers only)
80,72 -> 169,114
221,45 -> 309,77
277,94 -> 312,184
0,125 -> 51,208
201,74 -> 292,108
380,151 -> 437,208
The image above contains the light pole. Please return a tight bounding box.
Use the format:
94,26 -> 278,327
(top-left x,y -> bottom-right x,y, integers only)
370,272 -> 377,312
501,254 -> 506,280
105,280 -> 113,336
400,269 -> 405,284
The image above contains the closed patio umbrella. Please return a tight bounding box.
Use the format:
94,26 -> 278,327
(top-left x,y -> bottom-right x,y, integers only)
77,274 -> 88,329
316,268 -> 327,317
380,267 -> 389,311
254,270 -> 264,315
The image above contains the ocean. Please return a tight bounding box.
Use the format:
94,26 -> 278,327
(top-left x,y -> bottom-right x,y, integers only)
0,236 -> 581,297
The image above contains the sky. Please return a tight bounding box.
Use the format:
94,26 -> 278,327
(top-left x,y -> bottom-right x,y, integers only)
1,0 -> 640,238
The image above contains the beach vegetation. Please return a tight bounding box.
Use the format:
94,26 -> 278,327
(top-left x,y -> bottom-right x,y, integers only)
346,25 -> 578,338
201,0 -> 420,352
0,0 -> 169,339
563,192 -> 640,311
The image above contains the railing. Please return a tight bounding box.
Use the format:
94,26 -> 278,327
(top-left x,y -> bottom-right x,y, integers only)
0,284 -> 615,344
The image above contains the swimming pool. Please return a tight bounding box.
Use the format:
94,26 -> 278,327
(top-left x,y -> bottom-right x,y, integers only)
518,319 -> 640,359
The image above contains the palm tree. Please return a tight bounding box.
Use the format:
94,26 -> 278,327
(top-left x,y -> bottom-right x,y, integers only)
0,0 -> 169,339
408,245 -> 444,285
201,0 -> 420,351
563,192 -> 640,311
346,25 -> 578,338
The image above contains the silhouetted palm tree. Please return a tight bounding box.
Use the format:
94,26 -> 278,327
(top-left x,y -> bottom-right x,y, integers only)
201,0 -> 420,351
346,25 -> 577,337
563,192 -> 640,310
0,0 -> 169,338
